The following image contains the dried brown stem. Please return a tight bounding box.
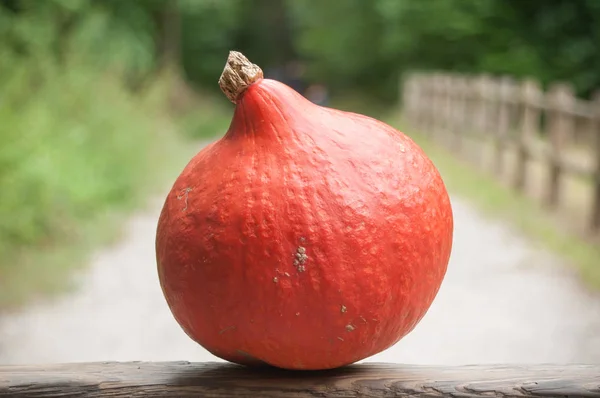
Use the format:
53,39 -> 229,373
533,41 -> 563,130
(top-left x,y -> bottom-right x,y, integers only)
218,51 -> 263,103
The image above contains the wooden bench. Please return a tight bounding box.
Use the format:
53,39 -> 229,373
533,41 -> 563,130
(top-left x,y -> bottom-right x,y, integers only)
1,362 -> 598,397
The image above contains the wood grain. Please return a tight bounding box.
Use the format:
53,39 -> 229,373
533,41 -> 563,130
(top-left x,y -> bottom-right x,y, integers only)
1,361 -> 599,397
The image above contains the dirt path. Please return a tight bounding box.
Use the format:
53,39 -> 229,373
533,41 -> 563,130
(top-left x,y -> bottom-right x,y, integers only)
2,194 -> 600,366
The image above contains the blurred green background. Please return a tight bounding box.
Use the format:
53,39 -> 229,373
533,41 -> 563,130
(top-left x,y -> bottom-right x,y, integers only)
1,0 -> 599,307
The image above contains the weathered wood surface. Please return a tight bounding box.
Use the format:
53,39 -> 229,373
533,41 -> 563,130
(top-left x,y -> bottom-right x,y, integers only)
1,362 -> 599,397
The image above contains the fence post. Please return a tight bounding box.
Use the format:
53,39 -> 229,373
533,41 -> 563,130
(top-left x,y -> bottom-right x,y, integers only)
402,74 -> 415,127
441,74 -> 454,148
462,76 -> 475,136
411,74 -> 424,131
494,77 -> 514,176
425,74 -> 436,138
474,75 -> 491,134
401,74 -> 410,124
431,73 -> 445,140
514,79 -> 541,192
474,75 -> 492,167
591,90 -> 600,233
421,75 -> 433,136
546,83 -> 575,208
452,76 -> 468,154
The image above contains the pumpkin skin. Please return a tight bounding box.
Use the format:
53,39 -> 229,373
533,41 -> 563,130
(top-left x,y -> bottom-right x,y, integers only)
156,54 -> 453,371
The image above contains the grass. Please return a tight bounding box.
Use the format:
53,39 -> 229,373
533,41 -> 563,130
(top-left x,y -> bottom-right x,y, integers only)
390,117 -> 600,291
0,64 -> 232,310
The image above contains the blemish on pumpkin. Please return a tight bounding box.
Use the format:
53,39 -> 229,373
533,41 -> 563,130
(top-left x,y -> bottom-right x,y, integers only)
294,246 -> 308,272
284,272 -> 290,277
219,325 -> 235,334
341,305 -> 347,313
295,312 -> 300,316
273,277 -> 279,283
359,316 -> 367,323
176,187 -> 192,212
299,236 -> 306,243
345,324 -> 355,332
337,337 -> 344,341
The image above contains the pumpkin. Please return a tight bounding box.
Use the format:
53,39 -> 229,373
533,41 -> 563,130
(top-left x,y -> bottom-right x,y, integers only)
156,51 -> 453,370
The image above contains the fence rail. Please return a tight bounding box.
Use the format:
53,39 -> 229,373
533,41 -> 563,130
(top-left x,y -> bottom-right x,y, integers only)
1,361 -> 599,397
402,72 -> 600,234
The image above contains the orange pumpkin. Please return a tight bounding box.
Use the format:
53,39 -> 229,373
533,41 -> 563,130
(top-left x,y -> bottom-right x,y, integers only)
156,51 -> 453,370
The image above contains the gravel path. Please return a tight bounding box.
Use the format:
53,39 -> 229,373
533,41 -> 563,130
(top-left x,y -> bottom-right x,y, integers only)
1,194 -> 600,366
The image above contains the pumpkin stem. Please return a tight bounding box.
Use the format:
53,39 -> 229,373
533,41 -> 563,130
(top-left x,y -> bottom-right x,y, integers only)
218,51 -> 264,103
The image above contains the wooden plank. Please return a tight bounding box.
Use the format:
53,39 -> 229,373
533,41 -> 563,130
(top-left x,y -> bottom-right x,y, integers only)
507,138 -> 595,178
502,93 -> 593,119
1,362 -> 599,398
559,154 -> 597,179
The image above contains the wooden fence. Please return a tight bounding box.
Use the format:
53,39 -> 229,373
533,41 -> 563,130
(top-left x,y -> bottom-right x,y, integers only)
402,72 -> 600,234
1,361 -> 599,397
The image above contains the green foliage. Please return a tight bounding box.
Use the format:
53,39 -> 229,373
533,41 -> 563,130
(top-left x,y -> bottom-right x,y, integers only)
0,63 -> 181,306
180,0 -> 242,91
177,97 -> 233,140
287,0 -> 394,99
0,0 -> 194,307
3,0 -> 600,103
282,0 -> 600,100
0,66 -> 157,249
